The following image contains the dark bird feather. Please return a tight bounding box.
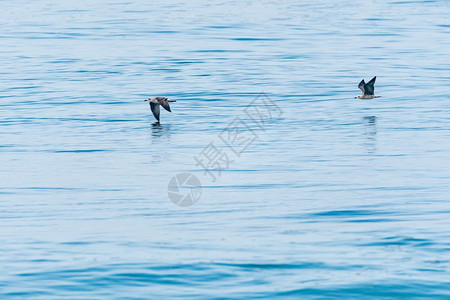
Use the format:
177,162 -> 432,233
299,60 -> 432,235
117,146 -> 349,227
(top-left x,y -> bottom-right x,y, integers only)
358,79 -> 366,94
155,97 -> 172,112
150,102 -> 160,121
363,76 -> 376,95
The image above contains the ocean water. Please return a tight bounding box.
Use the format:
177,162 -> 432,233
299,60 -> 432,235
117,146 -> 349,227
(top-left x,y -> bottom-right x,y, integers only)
1,0 -> 449,298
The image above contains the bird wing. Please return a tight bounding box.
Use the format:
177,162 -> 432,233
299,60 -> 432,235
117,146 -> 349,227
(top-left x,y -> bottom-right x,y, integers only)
364,76 -> 376,95
358,79 -> 366,93
155,97 -> 172,112
150,102 -> 160,121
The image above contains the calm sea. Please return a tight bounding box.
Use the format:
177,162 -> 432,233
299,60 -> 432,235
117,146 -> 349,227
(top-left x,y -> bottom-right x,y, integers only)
1,0 -> 449,298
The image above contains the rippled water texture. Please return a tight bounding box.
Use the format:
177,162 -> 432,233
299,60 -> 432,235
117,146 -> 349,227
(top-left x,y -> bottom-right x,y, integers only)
1,0 -> 449,298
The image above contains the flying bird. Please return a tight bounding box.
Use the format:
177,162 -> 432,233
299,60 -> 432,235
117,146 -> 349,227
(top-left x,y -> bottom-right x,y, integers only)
145,97 -> 176,122
355,76 -> 381,99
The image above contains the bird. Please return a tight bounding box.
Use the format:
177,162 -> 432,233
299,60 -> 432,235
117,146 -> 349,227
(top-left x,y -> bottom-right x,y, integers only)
145,97 -> 176,122
355,76 -> 381,99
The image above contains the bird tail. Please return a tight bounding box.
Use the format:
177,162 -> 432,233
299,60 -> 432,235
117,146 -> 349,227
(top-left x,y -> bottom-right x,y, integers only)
168,100 -> 176,102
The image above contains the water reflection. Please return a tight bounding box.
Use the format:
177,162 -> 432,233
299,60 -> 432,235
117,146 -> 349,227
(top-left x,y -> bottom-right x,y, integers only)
151,122 -> 171,142
363,116 -> 377,155
149,123 -> 172,163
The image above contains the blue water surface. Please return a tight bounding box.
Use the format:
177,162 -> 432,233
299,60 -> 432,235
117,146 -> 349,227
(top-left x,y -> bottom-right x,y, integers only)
1,0 -> 449,298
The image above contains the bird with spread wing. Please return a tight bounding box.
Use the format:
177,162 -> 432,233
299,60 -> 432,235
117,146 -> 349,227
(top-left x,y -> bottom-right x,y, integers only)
145,97 -> 176,122
355,76 -> 381,99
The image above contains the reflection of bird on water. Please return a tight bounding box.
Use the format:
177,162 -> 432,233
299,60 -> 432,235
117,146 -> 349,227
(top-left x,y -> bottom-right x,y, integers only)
149,123 -> 172,163
151,122 -> 171,140
363,115 -> 376,126
145,97 -> 176,123
355,76 -> 381,99
363,116 -> 377,154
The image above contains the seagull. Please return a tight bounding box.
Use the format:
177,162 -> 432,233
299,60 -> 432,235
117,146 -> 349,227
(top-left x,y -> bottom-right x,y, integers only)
355,76 -> 381,99
145,97 -> 176,122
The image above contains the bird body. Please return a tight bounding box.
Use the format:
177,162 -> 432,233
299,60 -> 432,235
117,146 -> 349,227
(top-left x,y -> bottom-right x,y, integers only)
355,76 -> 381,99
145,96 -> 176,122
